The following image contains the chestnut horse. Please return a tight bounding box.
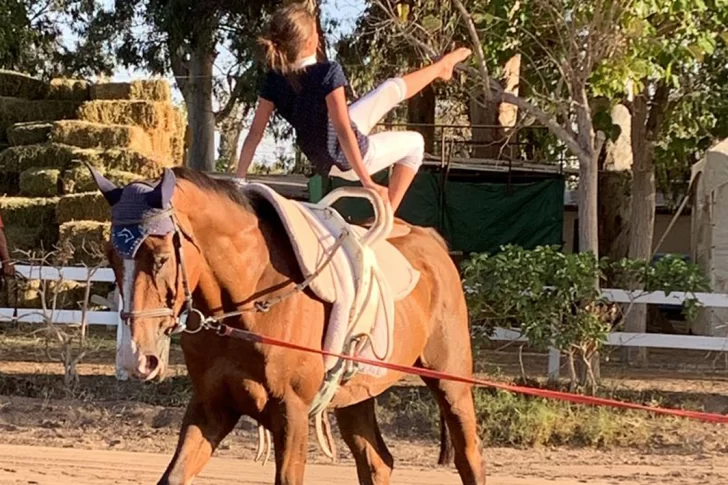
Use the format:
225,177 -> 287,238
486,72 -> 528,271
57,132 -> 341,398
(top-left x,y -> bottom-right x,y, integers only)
93,166 -> 485,485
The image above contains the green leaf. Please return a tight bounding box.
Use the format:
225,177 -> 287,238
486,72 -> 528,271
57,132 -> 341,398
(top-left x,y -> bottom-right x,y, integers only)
687,43 -> 705,62
421,15 -> 441,32
697,35 -> 717,56
472,13 -> 495,25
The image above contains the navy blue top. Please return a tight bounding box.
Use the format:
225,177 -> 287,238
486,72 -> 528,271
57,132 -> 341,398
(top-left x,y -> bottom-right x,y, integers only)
260,61 -> 369,175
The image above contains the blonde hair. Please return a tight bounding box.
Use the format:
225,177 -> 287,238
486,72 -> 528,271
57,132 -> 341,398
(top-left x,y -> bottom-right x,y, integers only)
259,3 -> 317,75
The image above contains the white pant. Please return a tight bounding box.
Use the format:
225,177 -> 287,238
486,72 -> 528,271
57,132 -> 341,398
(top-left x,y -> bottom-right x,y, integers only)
329,79 -> 425,181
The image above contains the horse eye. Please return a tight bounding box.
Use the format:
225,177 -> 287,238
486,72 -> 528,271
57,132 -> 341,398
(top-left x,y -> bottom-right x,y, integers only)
153,255 -> 171,272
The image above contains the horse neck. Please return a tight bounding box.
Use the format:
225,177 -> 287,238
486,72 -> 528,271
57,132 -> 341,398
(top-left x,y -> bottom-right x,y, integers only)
178,186 -> 288,321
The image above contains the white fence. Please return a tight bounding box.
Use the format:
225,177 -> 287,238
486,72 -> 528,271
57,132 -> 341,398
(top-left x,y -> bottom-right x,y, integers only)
2,266 -> 728,381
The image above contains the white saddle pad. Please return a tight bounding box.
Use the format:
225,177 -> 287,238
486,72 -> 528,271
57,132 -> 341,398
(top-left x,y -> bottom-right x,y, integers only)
243,183 -> 420,375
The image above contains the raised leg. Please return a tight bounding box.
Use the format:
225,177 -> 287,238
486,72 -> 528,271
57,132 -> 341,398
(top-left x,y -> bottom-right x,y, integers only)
158,395 -> 240,485
269,396 -> 310,485
399,47 -> 472,98
335,398 -> 394,485
348,47 -> 473,136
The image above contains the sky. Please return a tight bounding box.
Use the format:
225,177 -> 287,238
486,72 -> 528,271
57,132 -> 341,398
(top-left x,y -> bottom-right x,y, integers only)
72,0 -> 367,167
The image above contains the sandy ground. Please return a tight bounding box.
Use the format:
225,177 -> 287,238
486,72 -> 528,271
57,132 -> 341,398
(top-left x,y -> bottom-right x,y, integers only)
1,444 -> 728,485
2,332 -> 727,484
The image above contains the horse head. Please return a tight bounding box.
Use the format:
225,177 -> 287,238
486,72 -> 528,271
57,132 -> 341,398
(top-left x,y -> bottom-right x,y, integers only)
90,166 -> 203,381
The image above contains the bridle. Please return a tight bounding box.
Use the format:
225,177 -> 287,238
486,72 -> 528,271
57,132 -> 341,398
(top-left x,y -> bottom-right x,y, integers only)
117,206 -> 346,337
116,207 -> 199,335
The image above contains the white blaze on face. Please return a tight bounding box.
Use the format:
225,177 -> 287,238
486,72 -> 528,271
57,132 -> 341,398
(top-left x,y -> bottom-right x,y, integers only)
121,259 -> 139,368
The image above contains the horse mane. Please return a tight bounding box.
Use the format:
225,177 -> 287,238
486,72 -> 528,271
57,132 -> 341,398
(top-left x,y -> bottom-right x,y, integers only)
171,167 -> 254,213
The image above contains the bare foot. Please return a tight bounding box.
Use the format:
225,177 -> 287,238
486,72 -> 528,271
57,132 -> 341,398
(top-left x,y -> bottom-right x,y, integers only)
438,47 -> 472,81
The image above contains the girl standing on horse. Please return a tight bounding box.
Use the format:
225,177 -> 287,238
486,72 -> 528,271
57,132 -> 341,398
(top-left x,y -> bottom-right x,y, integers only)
236,3 -> 471,211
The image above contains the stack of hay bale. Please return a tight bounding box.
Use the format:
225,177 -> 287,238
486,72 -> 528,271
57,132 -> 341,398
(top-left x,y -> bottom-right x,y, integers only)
0,71 -> 185,267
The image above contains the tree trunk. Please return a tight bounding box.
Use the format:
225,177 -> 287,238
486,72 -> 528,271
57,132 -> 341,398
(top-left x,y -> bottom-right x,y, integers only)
407,85 -> 436,153
468,94 -> 502,159
574,81 -> 603,380
185,41 -> 217,172
598,104 -> 633,265
624,83 -> 670,365
572,80 -> 601,258
598,171 -> 632,261
217,106 -> 247,173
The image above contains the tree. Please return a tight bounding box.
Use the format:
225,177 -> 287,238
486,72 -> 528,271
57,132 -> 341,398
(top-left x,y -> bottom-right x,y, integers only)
360,1 -> 727,372
81,1 -> 288,171
0,0 -> 115,77
589,0 -> 728,363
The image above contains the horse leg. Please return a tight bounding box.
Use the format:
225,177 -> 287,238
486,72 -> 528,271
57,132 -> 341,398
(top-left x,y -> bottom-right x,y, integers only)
422,377 -> 485,485
334,398 -> 394,485
269,396 -> 310,485
158,395 -> 240,485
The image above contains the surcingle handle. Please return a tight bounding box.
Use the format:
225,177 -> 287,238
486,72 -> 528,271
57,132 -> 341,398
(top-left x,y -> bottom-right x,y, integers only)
318,187 -> 394,247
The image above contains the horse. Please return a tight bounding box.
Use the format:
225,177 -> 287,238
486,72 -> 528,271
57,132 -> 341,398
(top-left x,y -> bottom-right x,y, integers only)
92,166 -> 485,485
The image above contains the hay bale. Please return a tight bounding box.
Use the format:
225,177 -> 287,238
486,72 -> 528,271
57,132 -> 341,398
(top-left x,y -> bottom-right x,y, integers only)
57,192 -> 110,224
60,165 -> 95,194
61,166 -> 146,194
77,147 -> 168,176
0,277 -> 88,309
91,80 -> 171,102
47,79 -> 91,101
0,143 -> 166,176
51,120 -> 153,153
77,100 -> 175,131
0,196 -> 58,228
2,224 -> 45,251
0,143 -> 75,172
0,71 -> 48,99
0,97 -> 80,141
107,169 -> 146,187
0,172 -> 19,196
19,168 -> 60,197
59,221 -> 110,266
7,122 -> 52,146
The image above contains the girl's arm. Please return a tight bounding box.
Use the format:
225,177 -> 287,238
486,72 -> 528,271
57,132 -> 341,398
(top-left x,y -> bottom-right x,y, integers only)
326,87 -> 389,201
236,98 -> 275,178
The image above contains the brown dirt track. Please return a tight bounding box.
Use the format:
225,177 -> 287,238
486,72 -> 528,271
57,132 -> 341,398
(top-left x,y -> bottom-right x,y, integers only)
2,330 -> 728,484
1,443 -> 728,485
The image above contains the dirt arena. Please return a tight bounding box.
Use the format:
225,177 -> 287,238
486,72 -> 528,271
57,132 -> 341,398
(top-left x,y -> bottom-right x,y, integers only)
1,333 -> 727,484
2,443 -> 728,485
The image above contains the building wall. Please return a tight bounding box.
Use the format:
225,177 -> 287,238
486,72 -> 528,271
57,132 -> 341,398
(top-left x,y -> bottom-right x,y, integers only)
562,210 -> 691,256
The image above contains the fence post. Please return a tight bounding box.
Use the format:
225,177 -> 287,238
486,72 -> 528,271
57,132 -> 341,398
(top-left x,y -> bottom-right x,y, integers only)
114,289 -> 129,381
547,347 -> 561,380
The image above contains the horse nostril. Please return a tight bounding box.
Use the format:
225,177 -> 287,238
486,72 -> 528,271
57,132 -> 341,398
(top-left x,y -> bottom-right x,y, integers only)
145,354 -> 160,375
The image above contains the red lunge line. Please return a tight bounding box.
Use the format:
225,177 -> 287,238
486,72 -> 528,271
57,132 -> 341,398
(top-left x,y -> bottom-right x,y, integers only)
220,325 -> 728,424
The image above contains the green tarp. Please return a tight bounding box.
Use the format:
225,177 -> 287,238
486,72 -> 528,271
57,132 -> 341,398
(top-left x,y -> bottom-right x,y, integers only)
310,172 -> 564,254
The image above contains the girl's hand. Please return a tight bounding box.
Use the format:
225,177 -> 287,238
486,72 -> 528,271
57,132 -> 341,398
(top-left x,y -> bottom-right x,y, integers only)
362,179 -> 390,205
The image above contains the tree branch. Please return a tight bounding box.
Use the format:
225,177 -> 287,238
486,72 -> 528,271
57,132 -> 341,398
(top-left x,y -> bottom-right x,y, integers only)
214,75 -> 246,124
453,0 -> 490,102
376,0 -> 589,163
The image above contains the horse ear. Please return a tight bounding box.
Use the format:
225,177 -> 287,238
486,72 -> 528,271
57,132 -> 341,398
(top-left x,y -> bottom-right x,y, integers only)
86,163 -> 122,206
147,168 -> 177,209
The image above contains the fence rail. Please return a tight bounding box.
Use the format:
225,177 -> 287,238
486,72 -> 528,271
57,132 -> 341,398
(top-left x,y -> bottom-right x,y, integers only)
2,266 -> 728,381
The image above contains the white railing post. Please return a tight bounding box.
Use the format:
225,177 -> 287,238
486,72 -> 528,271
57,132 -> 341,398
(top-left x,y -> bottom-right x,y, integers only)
547,347 -> 561,380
